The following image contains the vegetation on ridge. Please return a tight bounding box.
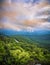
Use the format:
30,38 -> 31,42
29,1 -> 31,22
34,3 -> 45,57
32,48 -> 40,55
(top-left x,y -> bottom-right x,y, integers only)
0,35 -> 50,65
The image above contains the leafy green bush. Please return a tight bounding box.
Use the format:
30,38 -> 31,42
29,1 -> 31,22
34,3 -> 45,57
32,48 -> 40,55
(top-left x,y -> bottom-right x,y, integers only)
0,35 -> 50,65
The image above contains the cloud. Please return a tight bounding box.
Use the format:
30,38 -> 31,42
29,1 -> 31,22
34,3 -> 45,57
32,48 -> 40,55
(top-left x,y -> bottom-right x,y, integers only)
0,0 -> 50,32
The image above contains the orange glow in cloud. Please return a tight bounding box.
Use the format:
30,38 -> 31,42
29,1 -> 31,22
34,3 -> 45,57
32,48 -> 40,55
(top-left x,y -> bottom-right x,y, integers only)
0,0 -> 50,31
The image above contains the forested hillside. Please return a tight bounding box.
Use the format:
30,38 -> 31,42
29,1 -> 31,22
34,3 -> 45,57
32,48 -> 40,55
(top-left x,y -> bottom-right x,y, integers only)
0,35 -> 50,65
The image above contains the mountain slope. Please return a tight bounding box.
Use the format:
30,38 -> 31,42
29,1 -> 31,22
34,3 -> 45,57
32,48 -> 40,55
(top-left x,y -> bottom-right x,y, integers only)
0,35 -> 50,65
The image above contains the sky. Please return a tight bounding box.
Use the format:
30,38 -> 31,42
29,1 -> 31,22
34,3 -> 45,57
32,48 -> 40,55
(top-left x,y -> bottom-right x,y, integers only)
0,0 -> 50,32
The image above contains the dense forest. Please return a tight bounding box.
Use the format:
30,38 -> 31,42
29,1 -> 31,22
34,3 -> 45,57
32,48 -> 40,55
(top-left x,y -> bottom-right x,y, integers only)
0,35 -> 50,65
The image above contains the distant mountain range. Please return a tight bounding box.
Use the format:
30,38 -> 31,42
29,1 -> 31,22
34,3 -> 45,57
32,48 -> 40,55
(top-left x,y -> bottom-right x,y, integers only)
0,29 -> 50,36
0,29 -> 50,51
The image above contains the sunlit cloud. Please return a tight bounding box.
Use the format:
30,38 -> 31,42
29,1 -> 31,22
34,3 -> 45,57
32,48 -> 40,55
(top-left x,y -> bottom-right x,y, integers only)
0,0 -> 50,32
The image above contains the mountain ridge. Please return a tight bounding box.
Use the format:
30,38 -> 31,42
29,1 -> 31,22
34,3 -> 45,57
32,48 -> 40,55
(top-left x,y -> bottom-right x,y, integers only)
0,29 -> 50,35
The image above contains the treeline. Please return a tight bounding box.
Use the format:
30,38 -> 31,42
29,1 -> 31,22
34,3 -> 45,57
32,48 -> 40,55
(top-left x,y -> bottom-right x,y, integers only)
0,35 -> 50,65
